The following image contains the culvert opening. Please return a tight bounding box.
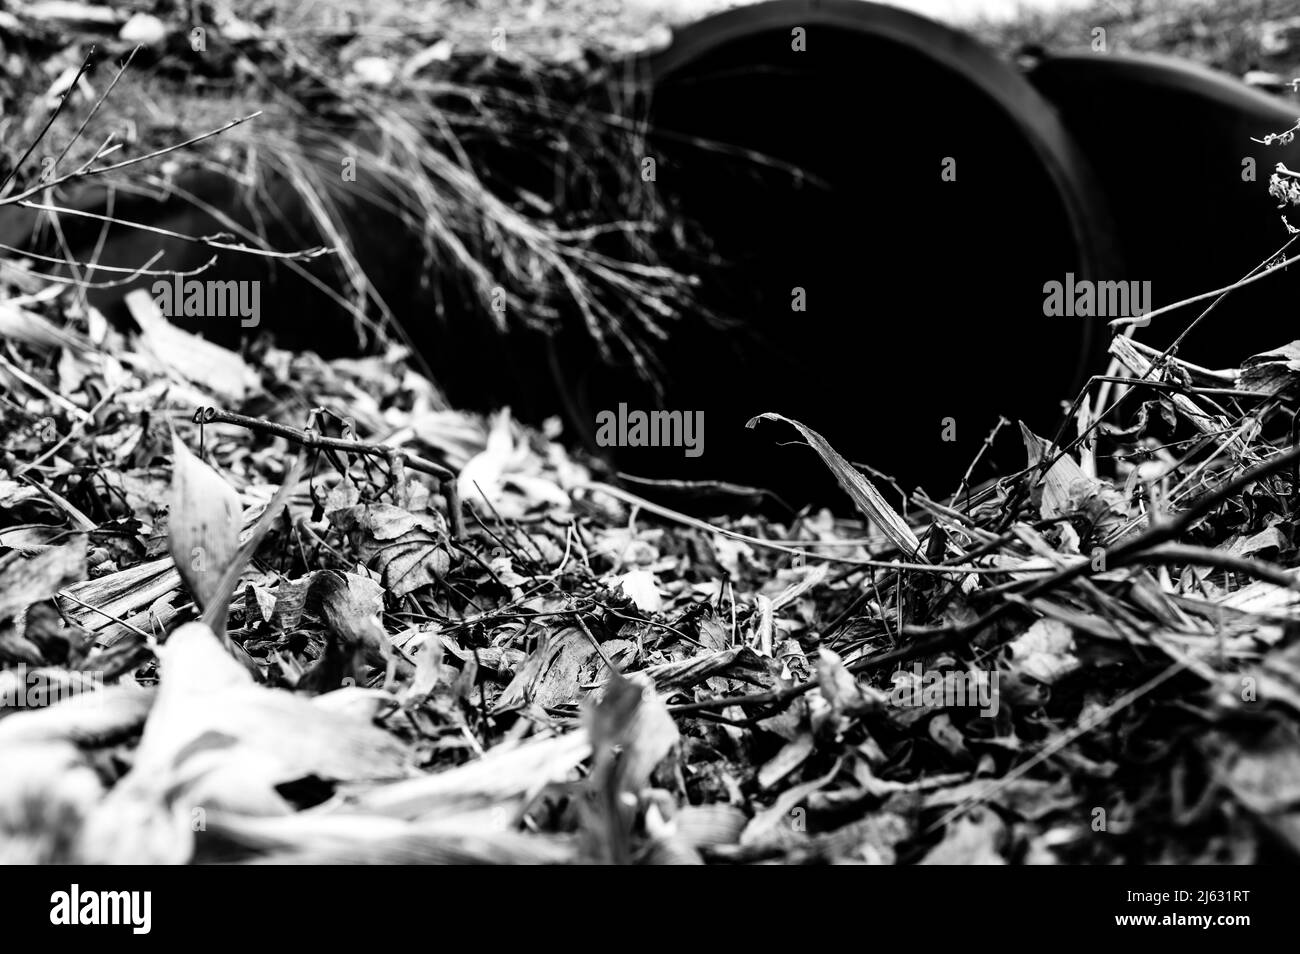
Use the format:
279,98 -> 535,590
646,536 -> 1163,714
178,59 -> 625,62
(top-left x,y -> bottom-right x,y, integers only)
603,0 -> 1117,496
1026,52 -> 1300,366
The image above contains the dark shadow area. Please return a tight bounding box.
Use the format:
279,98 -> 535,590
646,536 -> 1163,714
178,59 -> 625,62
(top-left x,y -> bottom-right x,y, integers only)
1028,53 -> 1300,366
597,3 -> 1112,501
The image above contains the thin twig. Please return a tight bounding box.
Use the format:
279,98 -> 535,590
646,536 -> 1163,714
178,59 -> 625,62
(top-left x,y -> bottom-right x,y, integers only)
0,112 -> 267,208
192,406 -> 463,539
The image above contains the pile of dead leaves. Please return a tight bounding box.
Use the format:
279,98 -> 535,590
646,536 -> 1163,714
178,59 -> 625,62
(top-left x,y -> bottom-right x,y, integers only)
3,264 -> 1300,864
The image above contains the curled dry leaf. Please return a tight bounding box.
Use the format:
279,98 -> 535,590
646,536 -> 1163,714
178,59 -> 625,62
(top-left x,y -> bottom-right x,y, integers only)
611,568 -> 662,614
587,672 -> 679,796
458,410 -> 569,518
494,625 -> 620,712
404,625 -> 445,703
168,435 -> 241,625
815,647 -> 886,720
1008,618 -> 1080,685
0,301 -> 93,354
311,570 -> 391,666
1020,423 -> 1127,540
584,672 -> 679,863
339,729 -> 591,824
80,622 -> 409,863
747,413 -> 922,558
1021,422 -> 1090,521
329,503 -> 449,598
127,290 -> 253,401
1240,340 -> 1300,396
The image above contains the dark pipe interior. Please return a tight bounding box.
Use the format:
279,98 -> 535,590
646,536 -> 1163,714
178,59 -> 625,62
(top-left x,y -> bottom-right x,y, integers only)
0,174 -> 386,349
604,12 -> 1105,499
0,171 -> 568,417
1027,54 -> 1300,367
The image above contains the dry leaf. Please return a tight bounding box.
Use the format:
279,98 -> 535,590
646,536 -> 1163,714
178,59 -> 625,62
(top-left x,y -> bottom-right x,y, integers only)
1240,341 -> 1300,396
494,626 -> 605,712
612,568 -> 662,614
747,413 -> 922,558
0,537 -> 86,624
341,730 -> 590,822
80,622 -> 408,863
127,289 -> 253,401
584,672 -> 679,862
168,436 -> 241,618
311,570 -> 390,665
1008,619 -> 1080,685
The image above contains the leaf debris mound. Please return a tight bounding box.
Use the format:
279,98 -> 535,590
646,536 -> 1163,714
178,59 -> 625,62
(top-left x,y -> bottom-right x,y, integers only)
4,307 -> 1300,863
